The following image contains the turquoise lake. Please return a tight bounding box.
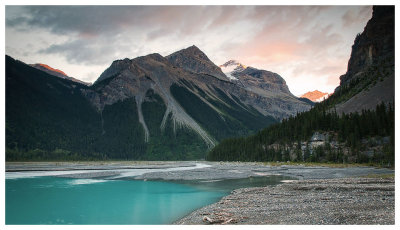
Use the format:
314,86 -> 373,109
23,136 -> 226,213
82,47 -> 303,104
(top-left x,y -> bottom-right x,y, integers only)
6,175 -> 291,225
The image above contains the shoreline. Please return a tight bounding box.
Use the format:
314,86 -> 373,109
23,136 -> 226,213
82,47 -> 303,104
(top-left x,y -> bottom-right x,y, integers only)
6,161 -> 394,181
6,161 -> 395,225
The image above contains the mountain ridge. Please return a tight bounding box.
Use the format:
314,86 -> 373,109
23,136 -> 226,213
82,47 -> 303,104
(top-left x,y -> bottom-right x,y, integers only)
6,44 -> 310,160
30,63 -> 90,86
89,46 -> 310,119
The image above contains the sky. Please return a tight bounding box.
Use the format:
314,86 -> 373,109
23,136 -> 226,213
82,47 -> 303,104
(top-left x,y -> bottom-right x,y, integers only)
5,5 -> 372,96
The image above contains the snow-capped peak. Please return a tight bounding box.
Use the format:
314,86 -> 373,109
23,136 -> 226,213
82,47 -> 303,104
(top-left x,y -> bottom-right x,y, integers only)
219,60 -> 247,80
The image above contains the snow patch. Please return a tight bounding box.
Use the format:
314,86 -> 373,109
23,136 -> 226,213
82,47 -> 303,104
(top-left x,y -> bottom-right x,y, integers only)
224,72 -> 238,81
219,60 -> 247,81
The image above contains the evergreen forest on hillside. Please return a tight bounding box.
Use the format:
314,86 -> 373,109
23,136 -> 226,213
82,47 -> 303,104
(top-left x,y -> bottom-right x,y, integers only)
207,101 -> 394,166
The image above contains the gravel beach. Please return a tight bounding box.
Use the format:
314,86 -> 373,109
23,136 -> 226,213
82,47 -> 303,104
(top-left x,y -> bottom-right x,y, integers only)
175,177 -> 394,225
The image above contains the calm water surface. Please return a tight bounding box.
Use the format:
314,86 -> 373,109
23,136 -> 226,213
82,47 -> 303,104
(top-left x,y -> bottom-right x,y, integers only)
6,174 -> 292,224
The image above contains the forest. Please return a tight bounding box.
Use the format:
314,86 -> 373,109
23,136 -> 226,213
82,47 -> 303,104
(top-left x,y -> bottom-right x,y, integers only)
206,101 -> 394,166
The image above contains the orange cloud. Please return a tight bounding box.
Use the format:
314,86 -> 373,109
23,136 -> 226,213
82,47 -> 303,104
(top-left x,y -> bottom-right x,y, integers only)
246,42 -> 302,63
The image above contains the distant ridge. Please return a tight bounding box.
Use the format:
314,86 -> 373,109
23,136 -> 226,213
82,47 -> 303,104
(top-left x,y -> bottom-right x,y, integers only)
300,90 -> 329,102
30,63 -> 90,85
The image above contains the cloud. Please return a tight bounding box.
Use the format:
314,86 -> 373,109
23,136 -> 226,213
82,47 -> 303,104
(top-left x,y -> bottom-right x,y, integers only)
207,6 -> 247,28
40,39 -> 116,65
7,6 -> 143,36
7,6 -> 229,38
342,6 -> 372,28
7,6 -> 241,65
6,5 -> 372,93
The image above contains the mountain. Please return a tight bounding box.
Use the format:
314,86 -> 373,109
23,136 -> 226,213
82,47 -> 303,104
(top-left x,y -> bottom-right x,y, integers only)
6,45 -> 310,161
333,6 -> 394,114
219,60 -> 291,93
86,46 -> 310,142
91,46 -> 310,119
218,59 -> 311,118
206,6 -> 394,166
300,90 -> 329,102
30,63 -> 90,85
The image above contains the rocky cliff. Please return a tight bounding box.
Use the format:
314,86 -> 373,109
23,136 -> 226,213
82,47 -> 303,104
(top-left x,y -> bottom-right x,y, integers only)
335,6 -> 394,114
340,6 -> 394,84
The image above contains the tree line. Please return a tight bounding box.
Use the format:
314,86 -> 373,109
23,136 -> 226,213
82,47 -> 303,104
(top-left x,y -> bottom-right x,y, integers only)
206,101 -> 394,166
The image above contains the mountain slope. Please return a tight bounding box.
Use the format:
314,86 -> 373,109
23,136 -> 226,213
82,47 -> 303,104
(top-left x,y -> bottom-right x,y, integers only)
6,56 -> 104,160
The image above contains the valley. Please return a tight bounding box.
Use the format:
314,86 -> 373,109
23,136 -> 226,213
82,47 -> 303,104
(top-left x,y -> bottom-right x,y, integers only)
4,4 -> 395,227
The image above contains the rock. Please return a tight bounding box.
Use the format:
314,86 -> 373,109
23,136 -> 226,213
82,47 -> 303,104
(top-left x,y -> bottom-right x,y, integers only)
202,216 -> 224,224
310,132 -> 327,142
